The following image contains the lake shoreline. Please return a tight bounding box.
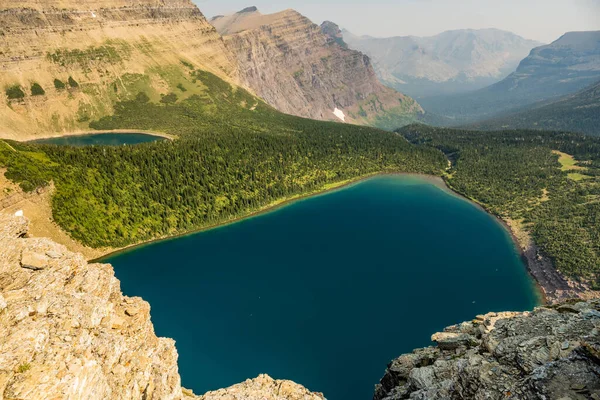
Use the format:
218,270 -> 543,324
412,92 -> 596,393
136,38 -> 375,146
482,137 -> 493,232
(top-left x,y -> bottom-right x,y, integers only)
12,129 -> 176,142
94,171 -> 407,261
439,178 -> 596,305
80,170 -> 569,304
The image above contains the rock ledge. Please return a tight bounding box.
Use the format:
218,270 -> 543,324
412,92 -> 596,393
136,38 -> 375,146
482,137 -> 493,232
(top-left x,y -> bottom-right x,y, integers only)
375,302 -> 600,399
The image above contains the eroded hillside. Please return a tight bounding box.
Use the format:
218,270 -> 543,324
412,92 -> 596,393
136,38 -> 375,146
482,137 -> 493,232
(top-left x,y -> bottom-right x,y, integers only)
212,8 -> 423,130
0,0 -> 238,139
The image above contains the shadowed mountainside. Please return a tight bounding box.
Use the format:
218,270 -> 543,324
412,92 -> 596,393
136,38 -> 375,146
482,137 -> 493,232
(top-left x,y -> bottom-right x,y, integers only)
470,80 -> 600,136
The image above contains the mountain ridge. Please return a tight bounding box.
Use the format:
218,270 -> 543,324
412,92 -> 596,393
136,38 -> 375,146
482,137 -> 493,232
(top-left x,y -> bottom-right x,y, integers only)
211,7 -> 424,130
469,79 -> 600,135
0,0 -> 239,139
343,28 -> 542,98
420,30 -> 600,122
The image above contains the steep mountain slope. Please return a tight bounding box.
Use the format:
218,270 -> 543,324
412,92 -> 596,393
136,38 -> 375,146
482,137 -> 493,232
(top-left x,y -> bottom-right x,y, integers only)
211,9 -> 423,130
420,31 -> 600,122
343,28 -> 541,98
0,0 -> 238,139
471,80 -> 600,135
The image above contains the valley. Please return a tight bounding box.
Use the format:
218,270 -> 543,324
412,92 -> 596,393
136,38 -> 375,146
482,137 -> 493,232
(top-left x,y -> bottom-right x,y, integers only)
104,175 -> 538,399
419,31 -> 600,123
1,0 -> 600,399
470,80 -> 600,135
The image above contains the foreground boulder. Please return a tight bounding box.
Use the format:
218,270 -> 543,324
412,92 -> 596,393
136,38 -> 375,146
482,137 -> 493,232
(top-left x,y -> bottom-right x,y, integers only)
374,302 -> 600,399
0,213 -> 322,399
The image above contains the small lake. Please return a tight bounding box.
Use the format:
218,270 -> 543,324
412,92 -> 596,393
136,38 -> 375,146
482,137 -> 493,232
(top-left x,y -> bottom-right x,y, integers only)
30,132 -> 166,146
105,175 -> 538,400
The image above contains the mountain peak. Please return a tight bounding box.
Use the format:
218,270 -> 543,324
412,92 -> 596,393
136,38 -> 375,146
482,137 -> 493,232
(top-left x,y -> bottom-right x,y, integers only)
551,30 -> 600,49
237,6 -> 258,14
321,21 -> 348,49
211,8 -> 307,36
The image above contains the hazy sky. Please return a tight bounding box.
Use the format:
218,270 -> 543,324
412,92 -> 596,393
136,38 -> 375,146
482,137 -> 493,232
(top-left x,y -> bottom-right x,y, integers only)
195,0 -> 600,43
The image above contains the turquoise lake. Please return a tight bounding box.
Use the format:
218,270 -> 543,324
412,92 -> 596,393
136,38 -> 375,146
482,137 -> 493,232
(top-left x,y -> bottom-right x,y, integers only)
31,133 -> 165,146
105,175 -> 539,400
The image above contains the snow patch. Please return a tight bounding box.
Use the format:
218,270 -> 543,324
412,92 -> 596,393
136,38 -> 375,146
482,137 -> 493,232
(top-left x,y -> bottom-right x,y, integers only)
333,108 -> 346,122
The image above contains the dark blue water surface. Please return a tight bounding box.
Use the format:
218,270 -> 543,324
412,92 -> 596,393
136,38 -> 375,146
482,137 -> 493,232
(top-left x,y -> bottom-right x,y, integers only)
31,133 -> 165,146
106,175 -> 538,400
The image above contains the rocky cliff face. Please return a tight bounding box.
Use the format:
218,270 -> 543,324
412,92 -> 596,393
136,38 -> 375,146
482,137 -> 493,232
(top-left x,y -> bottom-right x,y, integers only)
0,212 -> 322,399
0,0 -> 238,139
211,8 -> 423,130
0,212 -> 184,399
375,301 -> 600,399
343,28 -> 542,98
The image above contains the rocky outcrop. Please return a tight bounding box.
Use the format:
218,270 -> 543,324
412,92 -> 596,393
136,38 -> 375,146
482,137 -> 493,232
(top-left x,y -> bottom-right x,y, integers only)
374,301 -> 600,399
320,21 -> 348,49
0,212 -> 186,399
0,212 -> 322,399
198,374 -> 325,400
0,0 -> 238,139
211,8 -> 423,130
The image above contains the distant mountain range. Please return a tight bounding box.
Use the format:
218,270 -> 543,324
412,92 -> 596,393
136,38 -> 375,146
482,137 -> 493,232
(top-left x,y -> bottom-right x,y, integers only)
343,28 -> 542,98
470,79 -> 600,136
420,31 -> 600,122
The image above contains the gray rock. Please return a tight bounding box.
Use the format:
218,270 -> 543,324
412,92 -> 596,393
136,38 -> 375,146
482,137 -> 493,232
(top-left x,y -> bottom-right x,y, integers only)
431,332 -> 477,350
408,366 -> 435,389
374,300 -> 600,400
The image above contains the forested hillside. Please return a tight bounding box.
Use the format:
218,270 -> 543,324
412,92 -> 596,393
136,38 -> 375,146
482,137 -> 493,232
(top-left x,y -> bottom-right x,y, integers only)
470,80 -> 600,136
0,71 -> 445,248
399,124 -> 600,285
